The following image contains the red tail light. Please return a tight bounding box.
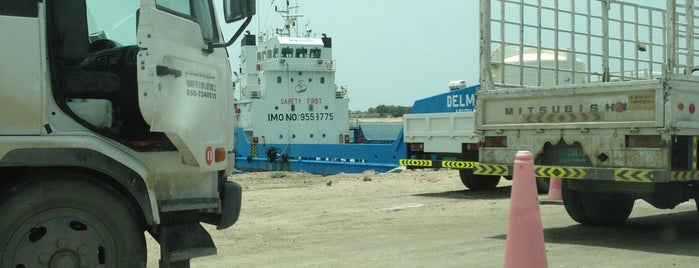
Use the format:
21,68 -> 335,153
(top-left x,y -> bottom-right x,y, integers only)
483,137 -> 507,147
626,135 -> 662,148
409,143 -> 424,152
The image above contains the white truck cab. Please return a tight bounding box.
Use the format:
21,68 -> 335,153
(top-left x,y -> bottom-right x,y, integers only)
0,0 -> 254,266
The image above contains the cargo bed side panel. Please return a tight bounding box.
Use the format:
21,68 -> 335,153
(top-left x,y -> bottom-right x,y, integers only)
477,80 -> 665,130
403,112 -> 478,153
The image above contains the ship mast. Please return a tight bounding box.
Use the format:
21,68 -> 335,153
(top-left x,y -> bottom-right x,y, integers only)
275,0 -> 304,37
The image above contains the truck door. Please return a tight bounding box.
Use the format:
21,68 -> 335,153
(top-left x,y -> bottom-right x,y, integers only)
137,0 -> 232,169
0,5 -> 42,135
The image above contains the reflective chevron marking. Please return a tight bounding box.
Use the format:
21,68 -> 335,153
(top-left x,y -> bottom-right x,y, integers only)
399,159 -> 433,167
535,166 -> 586,179
693,136 -> 697,171
399,159 -> 477,169
441,161 -> 477,169
474,164 -> 509,176
670,171 -> 699,182
401,159 -> 695,183
523,112 -> 603,123
614,169 -> 653,182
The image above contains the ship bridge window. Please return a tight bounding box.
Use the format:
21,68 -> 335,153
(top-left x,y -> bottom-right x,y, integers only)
282,47 -> 293,58
273,48 -> 279,58
257,52 -> 262,61
267,49 -> 272,60
310,48 -> 321,58
296,48 -> 308,58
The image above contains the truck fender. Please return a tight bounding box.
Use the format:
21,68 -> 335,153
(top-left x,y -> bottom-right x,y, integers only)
1,148 -> 157,226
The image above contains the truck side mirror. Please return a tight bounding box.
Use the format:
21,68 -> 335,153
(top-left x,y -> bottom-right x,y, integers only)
225,0 -> 256,23
204,0 -> 256,53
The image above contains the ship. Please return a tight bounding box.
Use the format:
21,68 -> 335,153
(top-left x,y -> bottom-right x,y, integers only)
232,2 -> 406,174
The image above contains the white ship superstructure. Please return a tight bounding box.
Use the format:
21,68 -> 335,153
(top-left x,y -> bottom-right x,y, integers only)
235,2 -> 350,145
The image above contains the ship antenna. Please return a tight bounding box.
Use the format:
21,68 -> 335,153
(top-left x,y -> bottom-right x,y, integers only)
304,21 -> 312,37
276,0 -> 303,37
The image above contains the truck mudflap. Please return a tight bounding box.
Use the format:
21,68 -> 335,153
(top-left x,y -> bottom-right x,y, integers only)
473,163 -> 699,183
158,223 -> 217,265
216,181 -> 242,230
199,179 -> 241,230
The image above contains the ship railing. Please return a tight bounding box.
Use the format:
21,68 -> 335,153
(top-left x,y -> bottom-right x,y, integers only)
335,85 -> 348,99
348,117 -> 360,129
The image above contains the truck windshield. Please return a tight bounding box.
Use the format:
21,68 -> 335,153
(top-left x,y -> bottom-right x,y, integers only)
156,0 -> 219,43
85,0 -> 219,46
85,0 -> 139,45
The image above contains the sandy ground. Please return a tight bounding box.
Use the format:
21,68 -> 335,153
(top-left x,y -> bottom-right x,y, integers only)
146,169 -> 699,267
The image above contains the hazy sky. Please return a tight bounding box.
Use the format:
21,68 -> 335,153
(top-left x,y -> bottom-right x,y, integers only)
220,0 -> 669,111
222,0 -> 479,111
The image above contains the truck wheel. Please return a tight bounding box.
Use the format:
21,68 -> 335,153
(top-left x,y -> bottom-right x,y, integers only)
535,178 -> 549,194
459,169 -> 500,190
561,179 -> 595,224
561,180 -> 634,225
579,191 -> 634,225
0,174 -> 146,267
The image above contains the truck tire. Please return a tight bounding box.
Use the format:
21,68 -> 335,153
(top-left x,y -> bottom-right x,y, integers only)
535,178 -> 549,194
561,180 -> 634,225
459,169 -> 500,190
561,179 -> 595,224
0,174 -> 146,267
579,191 -> 634,225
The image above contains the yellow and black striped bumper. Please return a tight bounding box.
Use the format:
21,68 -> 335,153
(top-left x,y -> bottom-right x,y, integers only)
400,159 -> 699,182
399,159 -> 477,169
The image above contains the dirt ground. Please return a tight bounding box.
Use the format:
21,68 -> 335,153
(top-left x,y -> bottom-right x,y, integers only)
146,168 -> 699,267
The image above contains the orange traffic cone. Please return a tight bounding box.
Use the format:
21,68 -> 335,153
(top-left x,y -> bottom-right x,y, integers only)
504,151 -> 547,268
546,178 -> 563,202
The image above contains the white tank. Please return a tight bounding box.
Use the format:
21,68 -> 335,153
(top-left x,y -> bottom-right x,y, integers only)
448,80 -> 467,91
491,47 -> 587,87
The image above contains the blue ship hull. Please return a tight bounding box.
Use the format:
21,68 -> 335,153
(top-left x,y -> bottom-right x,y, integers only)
233,127 -> 406,174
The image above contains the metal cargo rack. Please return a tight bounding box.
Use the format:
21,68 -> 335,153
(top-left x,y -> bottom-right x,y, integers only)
479,0 -> 699,89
